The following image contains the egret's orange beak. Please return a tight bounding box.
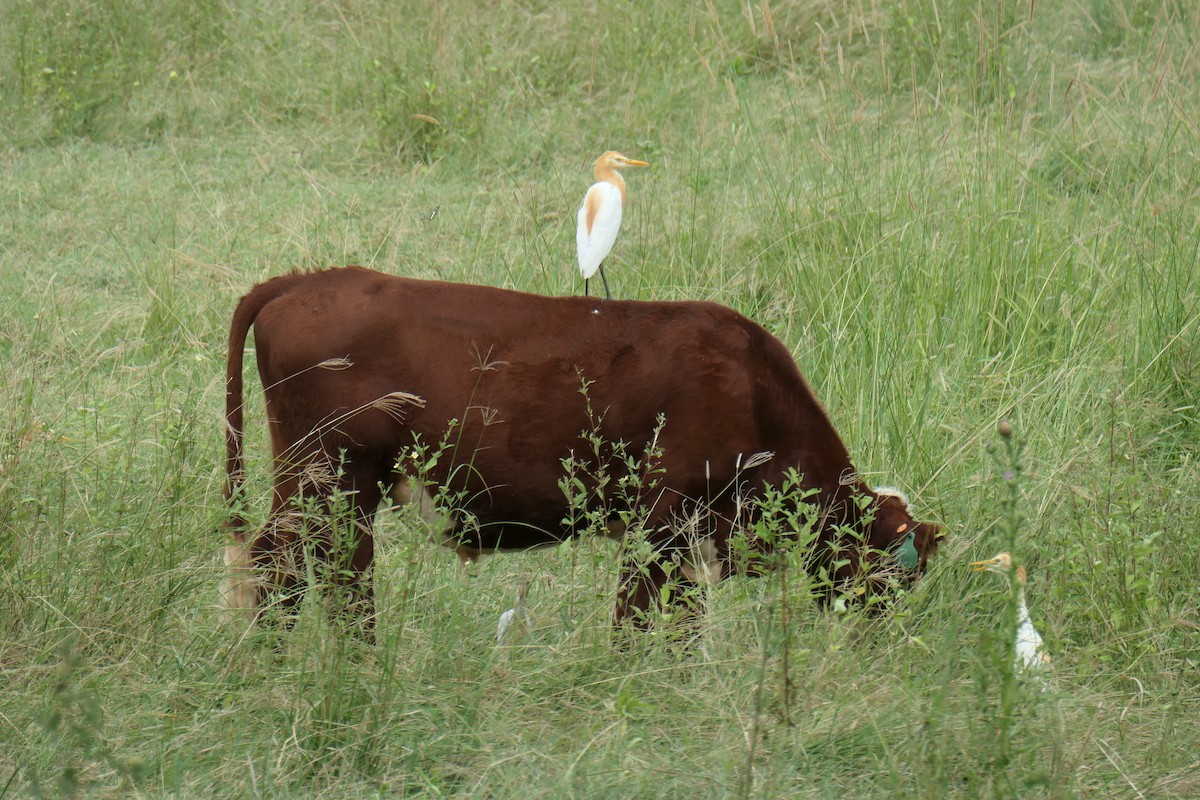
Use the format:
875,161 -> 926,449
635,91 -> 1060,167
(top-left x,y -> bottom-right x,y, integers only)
624,158 -> 649,167
969,558 -> 997,572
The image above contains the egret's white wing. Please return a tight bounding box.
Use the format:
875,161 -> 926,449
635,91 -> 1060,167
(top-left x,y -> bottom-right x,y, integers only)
496,607 -> 533,643
1015,618 -> 1047,671
576,181 -> 624,280
496,608 -> 516,642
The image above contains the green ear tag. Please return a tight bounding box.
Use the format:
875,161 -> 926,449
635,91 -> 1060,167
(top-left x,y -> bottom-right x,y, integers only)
897,532 -> 919,570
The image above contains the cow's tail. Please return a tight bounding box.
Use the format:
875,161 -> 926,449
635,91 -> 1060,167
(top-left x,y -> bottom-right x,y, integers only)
224,272 -> 311,533
221,272 -> 309,613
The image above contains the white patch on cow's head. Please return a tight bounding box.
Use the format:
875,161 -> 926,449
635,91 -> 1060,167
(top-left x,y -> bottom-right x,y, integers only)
874,485 -> 910,508
219,543 -> 260,617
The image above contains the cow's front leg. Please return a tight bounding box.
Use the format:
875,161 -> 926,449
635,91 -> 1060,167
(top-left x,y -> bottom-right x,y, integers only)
613,549 -> 705,636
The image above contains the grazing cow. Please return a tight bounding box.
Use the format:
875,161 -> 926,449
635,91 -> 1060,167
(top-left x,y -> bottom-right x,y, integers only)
221,267 -> 939,630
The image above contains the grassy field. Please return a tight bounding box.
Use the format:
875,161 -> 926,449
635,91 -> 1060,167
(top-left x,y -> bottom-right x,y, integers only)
2,0 -> 1198,797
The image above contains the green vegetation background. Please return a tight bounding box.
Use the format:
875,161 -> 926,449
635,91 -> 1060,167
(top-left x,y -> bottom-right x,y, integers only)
1,1 -> 1197,797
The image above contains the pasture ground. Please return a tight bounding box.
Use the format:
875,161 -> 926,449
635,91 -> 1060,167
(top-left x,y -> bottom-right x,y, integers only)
1,1 -> 1198,797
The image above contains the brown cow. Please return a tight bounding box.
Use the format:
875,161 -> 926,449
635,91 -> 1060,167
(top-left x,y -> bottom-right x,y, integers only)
220,267 -> 939,630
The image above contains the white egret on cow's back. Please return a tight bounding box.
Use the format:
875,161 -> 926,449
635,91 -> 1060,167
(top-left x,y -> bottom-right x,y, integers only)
971,552 -> 1053,676
576,150 -> 648,299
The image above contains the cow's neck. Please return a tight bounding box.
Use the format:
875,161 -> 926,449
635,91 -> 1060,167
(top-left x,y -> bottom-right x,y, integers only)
771,372 -> 871,512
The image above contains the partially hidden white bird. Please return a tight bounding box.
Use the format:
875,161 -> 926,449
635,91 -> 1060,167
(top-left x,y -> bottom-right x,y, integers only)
576,150 -> 649,299
971,552 -> 1053,675
495,580 -> 533,643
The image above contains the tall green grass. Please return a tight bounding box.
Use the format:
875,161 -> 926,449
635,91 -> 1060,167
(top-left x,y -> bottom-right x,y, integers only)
2,0 -> 1198,797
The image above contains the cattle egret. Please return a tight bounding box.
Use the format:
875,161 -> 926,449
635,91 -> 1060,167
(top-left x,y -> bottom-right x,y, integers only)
576,150 -> 648,299
496,580 -> 532,643
970,552 -> 1052,674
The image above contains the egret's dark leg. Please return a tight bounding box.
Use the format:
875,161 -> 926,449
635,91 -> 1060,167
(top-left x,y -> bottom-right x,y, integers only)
584,277 -> 590,297
598,263 -> 612,300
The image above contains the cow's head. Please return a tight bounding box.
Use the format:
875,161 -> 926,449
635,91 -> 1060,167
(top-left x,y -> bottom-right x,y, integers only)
870,486 -> 940,579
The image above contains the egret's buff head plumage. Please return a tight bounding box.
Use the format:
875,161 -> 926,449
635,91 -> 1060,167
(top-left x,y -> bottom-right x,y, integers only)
970,551 -> 1026,584
971,551 -> 1012,572
593,151 -> 650,176
592,151 -> 649,203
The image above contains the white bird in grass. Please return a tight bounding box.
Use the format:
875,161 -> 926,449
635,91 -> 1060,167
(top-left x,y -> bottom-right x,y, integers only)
496,580 -> 533,643
576,151 -> 649,299
971,552 -> 1053,675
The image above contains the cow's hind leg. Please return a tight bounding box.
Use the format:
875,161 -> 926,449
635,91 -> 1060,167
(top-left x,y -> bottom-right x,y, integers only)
233,458 -> 384,636
220,478 -> 302,626
239,471 -> 309,628
219,538 -> 262,621
321,467 -> 383,635
285,459 -> 383,636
